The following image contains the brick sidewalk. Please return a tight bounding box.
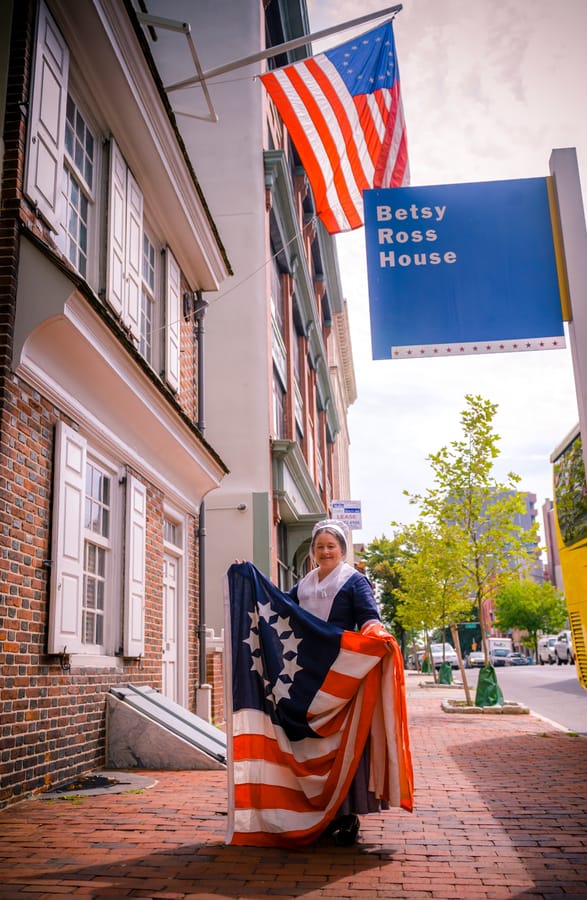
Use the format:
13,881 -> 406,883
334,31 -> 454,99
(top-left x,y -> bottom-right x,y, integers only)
0,686 -> 586,899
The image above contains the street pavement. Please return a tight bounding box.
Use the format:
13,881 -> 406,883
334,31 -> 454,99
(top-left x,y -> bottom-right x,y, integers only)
0,673 -> 586,899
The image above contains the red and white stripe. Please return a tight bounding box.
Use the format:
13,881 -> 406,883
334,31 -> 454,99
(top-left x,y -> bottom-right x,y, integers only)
261,54 -> 409,234
226,631 -> 413,848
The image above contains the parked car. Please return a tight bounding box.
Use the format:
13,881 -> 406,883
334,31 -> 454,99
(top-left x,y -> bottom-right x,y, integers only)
466,650 -> 486,668
429,642 -> 459,669
554,630 -> 575,665
505,652 -> 532,666
537,635 -> 557,665
489,648 -> 511,667
406,650 -> 425,670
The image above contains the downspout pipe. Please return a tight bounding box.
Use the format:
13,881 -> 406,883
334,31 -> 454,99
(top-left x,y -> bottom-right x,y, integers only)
193,290 -> 209,688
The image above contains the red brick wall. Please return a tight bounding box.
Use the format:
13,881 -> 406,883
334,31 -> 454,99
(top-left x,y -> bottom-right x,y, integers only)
0,381 -> 202,807
0,0 -> 207,810
206,647 -> 225,727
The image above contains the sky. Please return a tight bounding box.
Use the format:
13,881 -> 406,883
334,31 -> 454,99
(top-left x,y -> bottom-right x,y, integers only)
307,0 -> 587,547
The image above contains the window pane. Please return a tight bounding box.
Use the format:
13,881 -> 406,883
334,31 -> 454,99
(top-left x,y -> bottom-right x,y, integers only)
101,508 -> 109,539
61,167 -> 89,277
82,459 -> 112,648
164,519 -> 181,546
96,577 -> 104,609
140,233 -> 156,365
85,541 -> 97,573
83,541 -> 106,645
60,95 -> 94,278
85,462 -> 111,538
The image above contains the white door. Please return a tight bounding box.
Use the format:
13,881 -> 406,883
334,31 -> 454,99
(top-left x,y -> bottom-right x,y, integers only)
162,553 -> 178,701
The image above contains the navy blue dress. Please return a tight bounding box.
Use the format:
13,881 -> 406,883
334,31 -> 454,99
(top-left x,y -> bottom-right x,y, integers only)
289,570 -> 384,816
288,571 -> 380,630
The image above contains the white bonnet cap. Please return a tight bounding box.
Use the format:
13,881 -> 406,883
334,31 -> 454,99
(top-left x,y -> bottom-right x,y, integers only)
311,518 -> 349,553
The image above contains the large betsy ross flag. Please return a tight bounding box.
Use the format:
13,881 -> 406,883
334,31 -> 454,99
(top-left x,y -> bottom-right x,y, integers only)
225,563 -> 413,848
260,19 -> 409,235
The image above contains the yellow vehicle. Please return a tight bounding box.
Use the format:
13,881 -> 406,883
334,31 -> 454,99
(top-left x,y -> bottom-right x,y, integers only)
551,425 -> 587,690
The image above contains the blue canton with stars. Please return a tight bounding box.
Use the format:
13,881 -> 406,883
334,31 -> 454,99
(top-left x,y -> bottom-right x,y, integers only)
324,20 -> 398,96
228,562 -> 344,741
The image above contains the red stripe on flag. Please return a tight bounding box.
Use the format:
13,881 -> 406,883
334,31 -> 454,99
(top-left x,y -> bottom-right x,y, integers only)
305,58 -> 370,200
374,82 -> 408,187
340,629 -> 389,656
260,71 -> 340,234
286,64 -> 363,231
235,782 -> 316,813
353,96 -> 383,169
233,733 -> 335,777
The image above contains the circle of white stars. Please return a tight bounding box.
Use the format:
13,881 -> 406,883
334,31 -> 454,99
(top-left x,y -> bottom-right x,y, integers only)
244,600 -> 302,706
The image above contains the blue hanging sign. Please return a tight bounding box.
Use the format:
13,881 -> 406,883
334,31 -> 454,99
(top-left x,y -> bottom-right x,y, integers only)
364,178 -> 565,360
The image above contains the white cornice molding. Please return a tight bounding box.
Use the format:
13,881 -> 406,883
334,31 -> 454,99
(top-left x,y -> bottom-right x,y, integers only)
49,0 -> 230,289
15,241 -> 227,512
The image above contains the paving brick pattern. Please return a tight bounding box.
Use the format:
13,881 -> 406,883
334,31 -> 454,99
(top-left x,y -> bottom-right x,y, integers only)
0,685 -> 586,899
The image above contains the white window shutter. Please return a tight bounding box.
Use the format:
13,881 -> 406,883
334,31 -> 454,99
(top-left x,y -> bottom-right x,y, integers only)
165,248 -> 181,391
106,138 -> 126,317
125,170 -> 143,340
48,421 -> 86,654
24,1 -> 69,232
123,475 -> 146,657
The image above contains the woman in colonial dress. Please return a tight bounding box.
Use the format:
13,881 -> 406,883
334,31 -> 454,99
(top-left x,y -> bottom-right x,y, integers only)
287,519 -> 391,846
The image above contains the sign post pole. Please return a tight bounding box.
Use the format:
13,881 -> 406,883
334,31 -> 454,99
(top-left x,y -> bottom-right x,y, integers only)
549,148 -> 587,476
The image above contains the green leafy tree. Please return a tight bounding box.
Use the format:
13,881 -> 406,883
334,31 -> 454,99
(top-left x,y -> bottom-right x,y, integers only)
406,394 -> 539,666
359,534 -> 405,647
394,521 -> 471,636
495,579 -> 568,657
394,521 -> 474,699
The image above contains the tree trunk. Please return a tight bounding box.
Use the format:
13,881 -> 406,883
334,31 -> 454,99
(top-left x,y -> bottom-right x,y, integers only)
450,622 -> 473,705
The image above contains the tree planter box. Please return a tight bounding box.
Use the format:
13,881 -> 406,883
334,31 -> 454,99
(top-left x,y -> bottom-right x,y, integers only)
441,699 -> 529,714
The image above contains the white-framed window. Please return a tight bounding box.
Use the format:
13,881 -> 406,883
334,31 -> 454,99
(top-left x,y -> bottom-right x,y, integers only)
25,1 -> 180,388
82,457 -> 112,648
273,368 -> 286,439
140,230 -> 157,365
59,94 -> 96,279
48,421 -> 146,660
270,255 -> 285,334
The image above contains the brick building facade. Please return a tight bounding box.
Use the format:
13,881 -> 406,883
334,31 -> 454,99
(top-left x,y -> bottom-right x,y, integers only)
0,0 -> 230,808
0,0 -> 359,809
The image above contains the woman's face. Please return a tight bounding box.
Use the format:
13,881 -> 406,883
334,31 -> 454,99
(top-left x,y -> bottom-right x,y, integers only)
313,531 -> 344,576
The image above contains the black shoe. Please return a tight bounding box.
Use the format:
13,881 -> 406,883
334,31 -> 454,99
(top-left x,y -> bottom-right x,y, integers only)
334,814 -> 360,846
322,816 -> 343,837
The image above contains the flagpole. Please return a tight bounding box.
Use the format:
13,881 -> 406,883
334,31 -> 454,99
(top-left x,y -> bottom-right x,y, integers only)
164,4 -> 403,93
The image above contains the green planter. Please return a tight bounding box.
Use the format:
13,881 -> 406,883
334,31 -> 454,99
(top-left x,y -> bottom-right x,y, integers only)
438,661 -> 453,684
475,665 -> 504,707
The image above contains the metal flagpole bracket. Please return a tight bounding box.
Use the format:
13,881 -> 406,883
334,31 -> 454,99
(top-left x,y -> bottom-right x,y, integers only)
137,4 -> 403,123
136,12 -> 219,122
163,4 -> 404,93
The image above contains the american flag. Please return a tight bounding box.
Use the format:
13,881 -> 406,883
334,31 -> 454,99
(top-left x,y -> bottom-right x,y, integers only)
260,19 -> 409,235
225,562 -> 413,848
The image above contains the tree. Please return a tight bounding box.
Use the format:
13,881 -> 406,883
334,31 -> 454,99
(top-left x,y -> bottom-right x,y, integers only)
495,579 -> 568,657
360,534 -> 405,647
393,520 -> 474,699
406,395 -> 540,668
